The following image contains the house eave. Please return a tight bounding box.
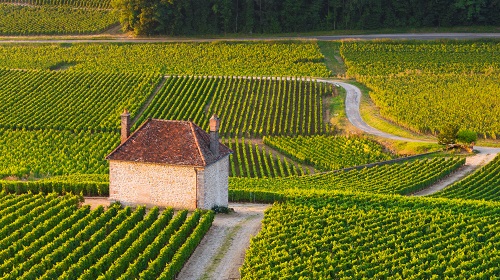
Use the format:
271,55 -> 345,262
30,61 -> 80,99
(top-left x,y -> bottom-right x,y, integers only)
107,159 -> 206,169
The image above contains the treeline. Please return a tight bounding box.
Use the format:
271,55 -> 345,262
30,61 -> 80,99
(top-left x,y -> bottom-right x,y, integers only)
111,0 -> 500,35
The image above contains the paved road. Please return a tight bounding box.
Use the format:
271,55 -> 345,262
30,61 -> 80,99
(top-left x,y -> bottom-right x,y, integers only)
314,33 -> 500,40
327,79 -> 500,196
324,80 -> 431,142
0,33 -> 499,43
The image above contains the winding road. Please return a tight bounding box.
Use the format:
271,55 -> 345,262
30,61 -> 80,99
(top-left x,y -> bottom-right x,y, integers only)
325,79 -> 500,196
318,80 -> 430,142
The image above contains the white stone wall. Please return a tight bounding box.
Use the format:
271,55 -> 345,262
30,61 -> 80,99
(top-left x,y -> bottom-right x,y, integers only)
198,155 -> 230,209
109,160 -> 198,210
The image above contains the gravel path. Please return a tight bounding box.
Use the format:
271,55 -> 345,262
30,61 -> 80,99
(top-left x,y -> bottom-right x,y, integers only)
325,80 -> 429,142
177,203 -> 269,280
412,148 -> 500,196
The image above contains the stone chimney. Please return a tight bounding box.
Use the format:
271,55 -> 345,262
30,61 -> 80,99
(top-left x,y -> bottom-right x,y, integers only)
120,109 -> 130,144
209,114 -> 220,157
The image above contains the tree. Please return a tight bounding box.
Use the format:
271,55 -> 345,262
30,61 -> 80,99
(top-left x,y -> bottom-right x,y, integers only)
437,123 -> 459,147
111,0 -> 174,35
457,130 -> 477,144
457,129 -> 477,153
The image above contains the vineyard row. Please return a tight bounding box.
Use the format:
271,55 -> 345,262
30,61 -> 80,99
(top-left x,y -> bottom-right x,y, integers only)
241,193 -> 500,278
230,157 -> 466,196
433,154 -> 500,202
0,192 -> 214,280
0,4 -> 116,35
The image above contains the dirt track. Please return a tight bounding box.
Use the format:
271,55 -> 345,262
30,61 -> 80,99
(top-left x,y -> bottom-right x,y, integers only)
176,203 -> 269,280
412,147 -> 500,196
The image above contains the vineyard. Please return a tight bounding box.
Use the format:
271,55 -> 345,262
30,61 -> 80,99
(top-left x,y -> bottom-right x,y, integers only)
241,193 -> 500,279
433,154 -> 500,202
225,138 -> 307,178
0,127 -> 310,180
0,128 -> 309,180
135,76 -> 331,137
0,43 -> 331,77
0,0 -> 111,8
1,156 -> 464,198
0,69 -> 160,131
0,192 -> 214,279
340,41 -> 500,138
263,135 -> 394,171
0,4 -> 116,35
0,67 -> 333,178
0,128 -> 117,178
230,157 -> 465,196
0,37 -> 499,279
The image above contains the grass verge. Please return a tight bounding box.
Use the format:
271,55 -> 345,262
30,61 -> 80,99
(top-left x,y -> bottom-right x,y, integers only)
317,41 -> 345,77
351,81 -> 435,141
476,139 -> 500,148
373,138 -> 442,156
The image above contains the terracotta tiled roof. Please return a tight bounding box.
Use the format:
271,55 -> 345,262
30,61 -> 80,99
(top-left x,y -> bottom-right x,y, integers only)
106,119 -> 232,167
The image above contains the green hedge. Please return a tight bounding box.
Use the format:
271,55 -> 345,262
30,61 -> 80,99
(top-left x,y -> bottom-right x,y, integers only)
0,180 -> 109,196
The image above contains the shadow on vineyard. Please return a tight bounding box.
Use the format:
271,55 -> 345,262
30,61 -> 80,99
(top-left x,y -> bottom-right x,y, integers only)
49,61 -> 77,71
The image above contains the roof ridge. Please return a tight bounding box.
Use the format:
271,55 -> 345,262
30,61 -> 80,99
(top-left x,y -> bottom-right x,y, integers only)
150,118 -> 193,124
106,118 -> 231,166
189,122 -> 207,166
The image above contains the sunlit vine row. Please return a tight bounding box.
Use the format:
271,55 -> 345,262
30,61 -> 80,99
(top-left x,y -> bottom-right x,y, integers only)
0,128 -> 312,179
0,0 -> 111,8
0,4 -> 116,35
137,76 -> 331,137
0,128 -> 118,177
0,43 -> 331,77
230,157 -> 465,195
264,135 -> 394,171
0,69 -> 160,131
433,154 -> 500,202
225,138 -> 306,178
241,193 -> 500,279
0,193 -> 214,279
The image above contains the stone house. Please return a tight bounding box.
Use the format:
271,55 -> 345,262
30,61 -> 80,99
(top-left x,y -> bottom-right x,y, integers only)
106,111 -> 232,210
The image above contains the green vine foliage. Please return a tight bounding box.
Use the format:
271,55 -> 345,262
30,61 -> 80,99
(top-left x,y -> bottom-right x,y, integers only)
0,193 -> 214,280
341,41 -> 500,139
241,193 -> 500,279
